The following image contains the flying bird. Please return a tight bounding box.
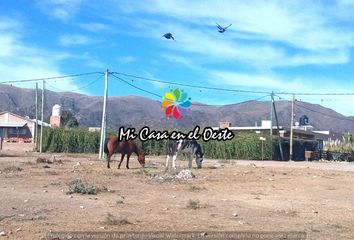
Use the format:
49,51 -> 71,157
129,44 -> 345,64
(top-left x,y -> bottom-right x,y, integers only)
162,33 -> 175,41
216,23 -> 232,33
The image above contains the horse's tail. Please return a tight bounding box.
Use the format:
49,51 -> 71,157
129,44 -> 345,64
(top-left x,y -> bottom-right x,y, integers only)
104,138 -> 109,155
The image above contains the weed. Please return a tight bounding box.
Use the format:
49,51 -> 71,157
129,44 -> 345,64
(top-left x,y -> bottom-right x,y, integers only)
67,178 -> 96,194
104,213 -> 130,225
2,166 -> 23,173
186,199 -> 199,209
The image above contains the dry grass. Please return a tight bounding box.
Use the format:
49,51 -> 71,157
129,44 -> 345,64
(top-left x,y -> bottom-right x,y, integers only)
1,165 -> 23,173
104,213 -> 130,225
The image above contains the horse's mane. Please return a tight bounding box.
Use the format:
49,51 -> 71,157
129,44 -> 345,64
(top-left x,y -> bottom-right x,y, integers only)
192,139 -> 203,156
130,140 -> 144,155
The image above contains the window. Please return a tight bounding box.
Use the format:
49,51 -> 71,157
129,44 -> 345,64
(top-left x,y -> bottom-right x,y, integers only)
19,128 -> 28,135
8,127 -> 28,135
8,128 -> 16,134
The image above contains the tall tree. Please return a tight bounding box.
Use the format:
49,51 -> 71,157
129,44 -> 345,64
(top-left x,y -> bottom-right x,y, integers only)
61,110 -> 79,128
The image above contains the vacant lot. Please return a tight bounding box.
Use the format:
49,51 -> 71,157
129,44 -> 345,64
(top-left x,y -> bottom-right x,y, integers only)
0,151 -> 354,240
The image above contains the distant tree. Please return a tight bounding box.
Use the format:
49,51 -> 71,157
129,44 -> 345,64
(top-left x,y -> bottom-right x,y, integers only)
61,110 -> 79,128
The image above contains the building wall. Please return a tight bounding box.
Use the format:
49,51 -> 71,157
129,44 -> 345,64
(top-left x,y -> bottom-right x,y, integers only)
0,113 -> 9,122
0,112 -> 35,139
219,122 -> 232,128
50,116 -> 61,127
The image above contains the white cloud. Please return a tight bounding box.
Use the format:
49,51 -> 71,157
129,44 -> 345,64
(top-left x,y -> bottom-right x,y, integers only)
35,0 -> 84,21
140,0 -> 354,49
122,18 -> 348,68
77,22 -> 112,32
116,56 -> 137,64
159,53 -> 198,68
140,71 -> 166,89
0,18 -> 81,93
210,70 -> 354,93
116,0 -> 354,67
59,34 -> 92,46
208,70 -> 354,116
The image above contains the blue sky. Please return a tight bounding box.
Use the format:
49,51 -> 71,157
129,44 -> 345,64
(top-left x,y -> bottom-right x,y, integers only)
1,0 -> 354,116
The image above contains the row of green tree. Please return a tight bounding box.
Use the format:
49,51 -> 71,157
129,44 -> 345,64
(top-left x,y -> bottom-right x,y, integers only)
42,128 -> 273,160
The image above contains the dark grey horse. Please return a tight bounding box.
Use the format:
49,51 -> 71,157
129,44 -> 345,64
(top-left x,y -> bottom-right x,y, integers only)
166,139 -> 204,169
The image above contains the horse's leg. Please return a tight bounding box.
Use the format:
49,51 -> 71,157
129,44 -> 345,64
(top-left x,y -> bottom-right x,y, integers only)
165,154 -> 170,169
172,152 -> 177,169
107,152 -> 113,169
126,153 -> 131,169
188,153 -> 193,169
118,154 -> 125,169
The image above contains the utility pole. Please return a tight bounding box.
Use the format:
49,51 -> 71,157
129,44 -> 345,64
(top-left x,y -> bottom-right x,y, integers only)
99,69 -> 109,159
35,83 -> 39,151
271,92 -> 284,160
289,94 -> 295,161
40,80 -> 45,153
270,92 -> 273,137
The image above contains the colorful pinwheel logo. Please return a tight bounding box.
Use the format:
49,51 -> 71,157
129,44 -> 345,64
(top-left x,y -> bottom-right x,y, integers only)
161,88 -> 191,119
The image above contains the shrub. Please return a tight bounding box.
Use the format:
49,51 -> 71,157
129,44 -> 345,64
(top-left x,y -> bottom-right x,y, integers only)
42,128 -> 273,160
186,199 -> 199,209
42,128 -> 100,153
104,213 -> 130,225
67,179 -> 96,194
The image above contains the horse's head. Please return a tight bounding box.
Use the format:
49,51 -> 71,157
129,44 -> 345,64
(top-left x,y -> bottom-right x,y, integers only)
138,150 -> 145,167
196,152 -> 204,169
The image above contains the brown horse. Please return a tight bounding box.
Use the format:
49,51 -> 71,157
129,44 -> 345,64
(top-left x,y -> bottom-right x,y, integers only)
104,137 -> 145,169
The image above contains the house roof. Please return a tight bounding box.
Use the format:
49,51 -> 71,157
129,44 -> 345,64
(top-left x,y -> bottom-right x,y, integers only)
0,111 -> 50,127
0,122 -> 27,128
0,111 -> 32,122
212,126 -> 283,131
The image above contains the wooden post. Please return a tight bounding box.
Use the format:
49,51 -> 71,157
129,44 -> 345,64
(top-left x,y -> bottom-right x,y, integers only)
270,93 -> 273,137
99,69 -> 109,159
35,82 -> 39,151
289,94 -> 295,161
40,80 -> 45,153
271,92 -> 284,160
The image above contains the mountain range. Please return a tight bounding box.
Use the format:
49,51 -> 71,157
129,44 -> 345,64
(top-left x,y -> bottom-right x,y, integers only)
1,84 -> 354,133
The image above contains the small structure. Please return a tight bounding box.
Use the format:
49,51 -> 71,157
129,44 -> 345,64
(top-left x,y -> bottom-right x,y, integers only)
219,121 -> 231,129
296,115 -> 314,131
214,120 -> 279,134
50,104 -> 61,127
88,127 -> 101,132
0,111 -> 49,143
213,119 -> 344,161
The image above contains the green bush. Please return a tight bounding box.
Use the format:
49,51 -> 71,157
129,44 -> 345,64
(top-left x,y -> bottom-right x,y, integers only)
67,178 -> 96,194
200,133 -> 273,160
42,128 -> 272,160
42,128 -> 100,153
186,199 -> 200,209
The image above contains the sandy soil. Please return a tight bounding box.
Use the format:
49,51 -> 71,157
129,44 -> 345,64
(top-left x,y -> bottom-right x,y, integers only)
0,151 -> 354,240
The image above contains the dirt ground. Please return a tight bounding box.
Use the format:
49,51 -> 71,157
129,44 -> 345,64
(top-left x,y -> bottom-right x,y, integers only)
0,151 -> 354,240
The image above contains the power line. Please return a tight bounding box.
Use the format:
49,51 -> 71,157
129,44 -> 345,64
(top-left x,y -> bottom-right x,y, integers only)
111,74 -> 162,98
113,72 -> 354,96
254,94 -> 270,101
274,94 -> 291,102
0,72 -> 103,84
2,70 -> 354,96
112,72 -> 271,95
277,92 -> 354,96
274,94 -> 354,122
112,74 -> 272,106
295,101 -> 354,122
45,75 -> 102,93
